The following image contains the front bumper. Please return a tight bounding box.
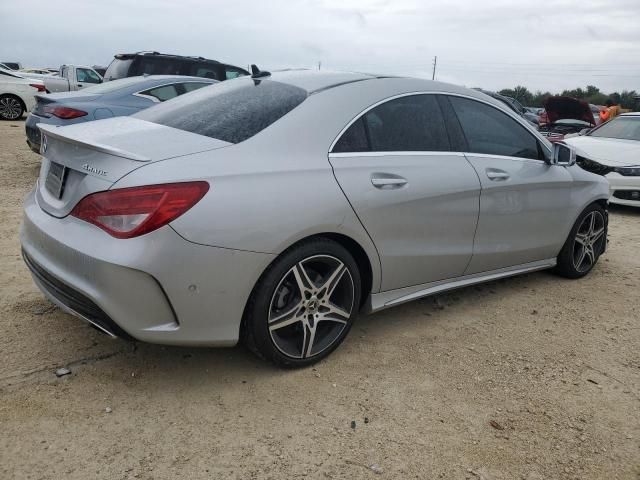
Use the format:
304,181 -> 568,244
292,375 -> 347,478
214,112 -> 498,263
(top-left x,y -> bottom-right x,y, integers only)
605,172 -> 640,207
20,189 -> 275,346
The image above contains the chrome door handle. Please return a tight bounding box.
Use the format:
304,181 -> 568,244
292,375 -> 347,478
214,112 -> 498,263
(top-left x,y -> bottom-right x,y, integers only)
371,176 -> 408,189
486,169 -> 510,181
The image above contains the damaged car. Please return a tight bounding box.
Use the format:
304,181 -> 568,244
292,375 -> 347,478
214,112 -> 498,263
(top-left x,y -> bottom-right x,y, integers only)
538,96 -> 597,141
565,112 -> 640,207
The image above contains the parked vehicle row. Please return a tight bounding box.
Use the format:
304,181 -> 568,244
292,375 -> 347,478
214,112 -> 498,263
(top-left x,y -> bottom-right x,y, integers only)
25,75 -> 217,152
21,70 -> 611,366
19,65 -> 104,93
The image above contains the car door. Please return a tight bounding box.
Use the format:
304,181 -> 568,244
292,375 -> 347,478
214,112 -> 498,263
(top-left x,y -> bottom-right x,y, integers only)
329,93 -> 481,291
442,95 -> 575,274
75,68 -> 102,90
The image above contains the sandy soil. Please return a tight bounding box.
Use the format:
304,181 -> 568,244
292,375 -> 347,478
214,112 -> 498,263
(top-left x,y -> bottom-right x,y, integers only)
0,119 -> 638,480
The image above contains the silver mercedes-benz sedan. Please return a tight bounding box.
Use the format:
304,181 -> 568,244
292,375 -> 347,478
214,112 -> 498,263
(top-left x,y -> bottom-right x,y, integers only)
21,70 -> 610,367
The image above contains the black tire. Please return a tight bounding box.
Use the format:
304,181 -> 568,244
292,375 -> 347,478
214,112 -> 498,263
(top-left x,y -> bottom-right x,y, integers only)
243,238 -> 361,368
554,203 -> 607,279
0,94 -> 25,120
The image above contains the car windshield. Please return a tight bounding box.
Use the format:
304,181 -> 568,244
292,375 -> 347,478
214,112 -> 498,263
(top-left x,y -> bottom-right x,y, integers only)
589,116 -> 640,141
82,76 -> 150,94
135,78 -> 307,144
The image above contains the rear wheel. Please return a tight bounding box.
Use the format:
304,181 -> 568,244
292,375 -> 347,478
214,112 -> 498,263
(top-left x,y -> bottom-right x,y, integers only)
0,95 -> 24,120
244,239 -> 361,367
554,204 -> 607,279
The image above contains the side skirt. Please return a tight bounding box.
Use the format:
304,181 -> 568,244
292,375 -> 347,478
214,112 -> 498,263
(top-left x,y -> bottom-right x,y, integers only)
366,258 -> 556,313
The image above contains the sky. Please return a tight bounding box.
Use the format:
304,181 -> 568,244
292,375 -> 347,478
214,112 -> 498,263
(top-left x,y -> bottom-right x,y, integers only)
1,0 -> 639,93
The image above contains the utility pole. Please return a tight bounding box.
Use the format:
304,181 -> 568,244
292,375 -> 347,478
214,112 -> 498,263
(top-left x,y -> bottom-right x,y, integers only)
432,56 -> 437,80
318,61 -> 322,71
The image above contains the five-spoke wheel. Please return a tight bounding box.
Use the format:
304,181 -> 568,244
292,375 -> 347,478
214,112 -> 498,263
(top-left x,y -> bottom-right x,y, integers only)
555,203 -> 607,279
244,239 -> 361,367
572,210 -> 606,273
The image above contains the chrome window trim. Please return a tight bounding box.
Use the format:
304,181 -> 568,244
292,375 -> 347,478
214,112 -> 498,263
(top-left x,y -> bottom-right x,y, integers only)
328,90 -> 550,160
329,151 -> 462,158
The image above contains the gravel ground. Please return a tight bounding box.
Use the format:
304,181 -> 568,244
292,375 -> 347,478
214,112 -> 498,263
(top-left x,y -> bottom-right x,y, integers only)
0,119 -> 638,480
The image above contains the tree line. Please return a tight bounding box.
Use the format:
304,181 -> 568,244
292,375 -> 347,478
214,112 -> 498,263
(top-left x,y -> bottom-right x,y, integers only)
497,85 -> 639,109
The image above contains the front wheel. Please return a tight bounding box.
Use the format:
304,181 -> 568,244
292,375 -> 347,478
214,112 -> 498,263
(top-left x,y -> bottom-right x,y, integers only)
243,239 -> 361,367
0,95 -> 24,120
554,204 -> 607,279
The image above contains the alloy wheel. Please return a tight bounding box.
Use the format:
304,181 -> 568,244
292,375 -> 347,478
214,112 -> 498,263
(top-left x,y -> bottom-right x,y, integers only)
0,97 -> 22,120
572,211 -> 605,273
268,255 -> 355,359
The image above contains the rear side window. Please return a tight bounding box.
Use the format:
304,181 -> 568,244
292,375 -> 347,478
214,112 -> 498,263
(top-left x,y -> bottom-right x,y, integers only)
449,96 -> 540,160
333,94 -> 449,153
135,79 -> 307,144
180,82 -> 212,93
139,84 -> 180,102
137,57 -> 183,76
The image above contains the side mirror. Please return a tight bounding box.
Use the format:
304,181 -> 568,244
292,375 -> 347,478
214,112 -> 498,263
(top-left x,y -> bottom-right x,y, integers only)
551,142 -> 576,166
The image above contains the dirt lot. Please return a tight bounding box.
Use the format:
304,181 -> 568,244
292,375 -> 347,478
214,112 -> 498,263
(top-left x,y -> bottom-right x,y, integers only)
0,119 -> 638,480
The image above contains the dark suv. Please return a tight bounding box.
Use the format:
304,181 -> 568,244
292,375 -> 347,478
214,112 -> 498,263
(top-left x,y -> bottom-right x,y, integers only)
104,52 -> 249,82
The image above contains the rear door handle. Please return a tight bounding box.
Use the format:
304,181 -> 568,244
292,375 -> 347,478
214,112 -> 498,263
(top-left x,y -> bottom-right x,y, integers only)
371,174 -> 408,189
486,169 -> 510,181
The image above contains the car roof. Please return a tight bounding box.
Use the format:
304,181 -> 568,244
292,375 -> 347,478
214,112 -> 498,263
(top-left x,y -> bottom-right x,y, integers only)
115,51 -> 222,64
266,70 -> 504,106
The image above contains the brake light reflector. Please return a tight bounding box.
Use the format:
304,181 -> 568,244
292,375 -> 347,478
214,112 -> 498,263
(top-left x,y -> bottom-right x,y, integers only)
43,105 -> 88,119
30,83 -> 46,92
70,182 -> 209,239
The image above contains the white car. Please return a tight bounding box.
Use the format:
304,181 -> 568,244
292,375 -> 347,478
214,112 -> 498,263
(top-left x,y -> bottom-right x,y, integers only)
566,113 -> 640,207
0,68 -> 45,120
19,68 -> 57,76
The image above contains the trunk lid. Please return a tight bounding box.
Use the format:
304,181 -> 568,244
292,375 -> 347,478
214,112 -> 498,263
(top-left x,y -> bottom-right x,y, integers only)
544,96 -> 596,126
36,117 -> 231,217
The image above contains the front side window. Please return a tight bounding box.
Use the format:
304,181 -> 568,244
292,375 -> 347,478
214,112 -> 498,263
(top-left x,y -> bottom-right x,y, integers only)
193,65 -> 222,80
225,67 -> 247,80
76,68 -> 101,84
135,78 -> 307,144
333,94 -> 449,153
449,96 -> 540,160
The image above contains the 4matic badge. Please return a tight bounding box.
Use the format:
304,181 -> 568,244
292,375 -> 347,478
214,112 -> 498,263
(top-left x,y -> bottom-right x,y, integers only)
82,163 -> 108,176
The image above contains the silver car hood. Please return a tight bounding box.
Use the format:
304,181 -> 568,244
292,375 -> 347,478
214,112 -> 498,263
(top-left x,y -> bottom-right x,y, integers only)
36,117 -> 231,218
564,136 -> 640,167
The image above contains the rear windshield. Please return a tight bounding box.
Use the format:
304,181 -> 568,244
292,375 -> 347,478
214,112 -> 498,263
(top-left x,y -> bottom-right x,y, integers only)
135,78 -> 307,144
104,58 -> 133,81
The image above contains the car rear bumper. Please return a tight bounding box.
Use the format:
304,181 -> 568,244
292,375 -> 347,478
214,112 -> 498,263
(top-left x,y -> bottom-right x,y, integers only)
20,188 -> 275,346
25,114 -> 42,153
606,173 -> 640,207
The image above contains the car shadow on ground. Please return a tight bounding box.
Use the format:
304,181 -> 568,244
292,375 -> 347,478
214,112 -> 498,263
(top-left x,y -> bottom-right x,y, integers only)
47,268 -> 561,386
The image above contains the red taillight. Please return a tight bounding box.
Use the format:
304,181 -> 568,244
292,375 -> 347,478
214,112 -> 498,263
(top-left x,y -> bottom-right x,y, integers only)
70,182 -> 209,239
43,105 -> 87,119
30,83 -> 46,92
